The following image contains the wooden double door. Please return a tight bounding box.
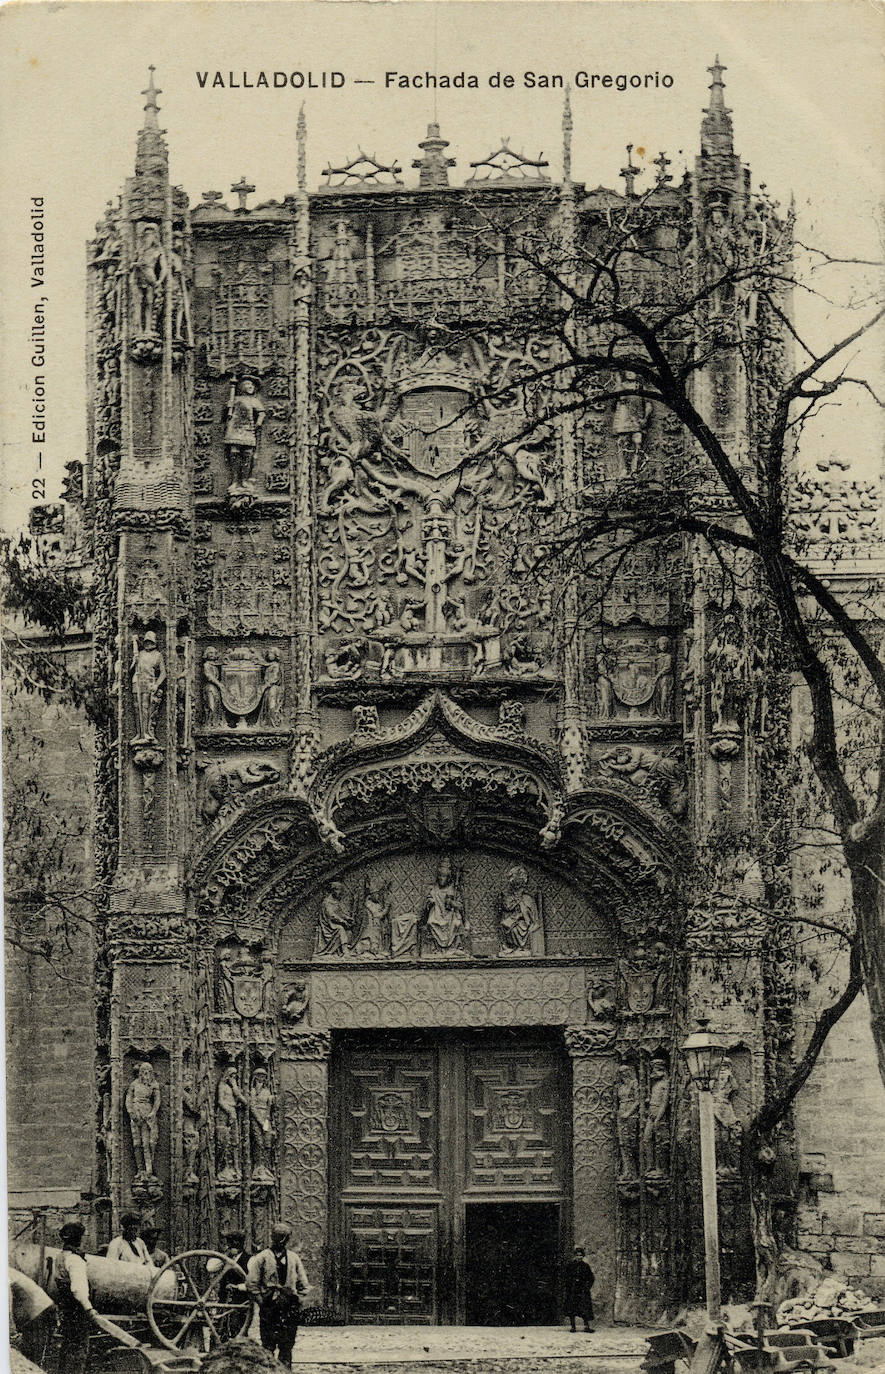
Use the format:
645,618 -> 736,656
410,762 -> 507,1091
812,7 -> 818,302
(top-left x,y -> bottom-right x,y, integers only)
332,1030 -> 569,1324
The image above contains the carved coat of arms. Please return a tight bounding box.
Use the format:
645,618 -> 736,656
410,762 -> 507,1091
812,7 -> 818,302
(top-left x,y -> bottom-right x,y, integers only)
392,386 -> 473,477
219,647 -> 265,719
611,640 -> 659,710
232,973 -> 266,1018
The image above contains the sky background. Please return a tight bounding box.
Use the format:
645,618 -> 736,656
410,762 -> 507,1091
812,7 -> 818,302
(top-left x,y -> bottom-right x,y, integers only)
0,0 -> 882,531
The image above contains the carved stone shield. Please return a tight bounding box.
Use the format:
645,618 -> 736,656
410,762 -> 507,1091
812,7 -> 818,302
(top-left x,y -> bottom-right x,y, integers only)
232,974 -> 265,1018
397,388 -> 471,477
219,648 -> 264,719
612,641 -> 658,709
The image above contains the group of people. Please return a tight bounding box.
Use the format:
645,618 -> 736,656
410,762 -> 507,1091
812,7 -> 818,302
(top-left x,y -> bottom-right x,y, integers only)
9,1216 -> 311,1374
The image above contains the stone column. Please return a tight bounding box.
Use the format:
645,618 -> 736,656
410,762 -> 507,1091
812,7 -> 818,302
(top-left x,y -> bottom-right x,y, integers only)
279,1031 -> 332,1297
565,1027 -> 618,1318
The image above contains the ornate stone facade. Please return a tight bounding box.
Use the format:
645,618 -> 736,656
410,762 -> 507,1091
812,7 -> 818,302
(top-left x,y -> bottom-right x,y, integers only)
69,63 -> 831,1323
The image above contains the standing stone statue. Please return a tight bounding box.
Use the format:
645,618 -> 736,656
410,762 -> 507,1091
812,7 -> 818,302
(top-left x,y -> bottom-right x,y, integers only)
354,876 -> 391,957
182,1071 -> 202,1186
652,637 -> 674,718
216,1064 -> 248,1181
223,375 -> 265,492
125,1060 -> 161,1179
642,1057 -> 671,1177
712,1057 -> 742,1176
249,1067 -> 275,1183
202,647 -> 224,728
259,649 -> 284,727
130,632 -> 166,745
616,1063 -> 640,1180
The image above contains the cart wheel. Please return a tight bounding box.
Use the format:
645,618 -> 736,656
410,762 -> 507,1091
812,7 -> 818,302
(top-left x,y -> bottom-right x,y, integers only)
147,1250 -> 250,1352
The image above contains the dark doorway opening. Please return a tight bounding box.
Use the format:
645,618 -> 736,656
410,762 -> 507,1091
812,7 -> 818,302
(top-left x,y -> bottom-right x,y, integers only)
464,1202 -> 559,1325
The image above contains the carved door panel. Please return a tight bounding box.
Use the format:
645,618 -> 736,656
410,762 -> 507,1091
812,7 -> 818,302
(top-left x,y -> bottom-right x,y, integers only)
335,1034 -> 568,1324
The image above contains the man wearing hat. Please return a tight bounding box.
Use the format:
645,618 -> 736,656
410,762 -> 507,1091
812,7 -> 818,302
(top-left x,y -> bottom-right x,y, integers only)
563,1244 -> 595,1334
140,1225 -> 170,1270
217,1228 -> 252,1305
106,1213 -> 152,1264
246,1223 -> 310,1365
54,1222 -> 97,1374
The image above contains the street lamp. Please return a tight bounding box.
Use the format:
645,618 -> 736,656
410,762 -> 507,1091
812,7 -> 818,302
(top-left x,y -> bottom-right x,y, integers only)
681,1018 -> 728,1322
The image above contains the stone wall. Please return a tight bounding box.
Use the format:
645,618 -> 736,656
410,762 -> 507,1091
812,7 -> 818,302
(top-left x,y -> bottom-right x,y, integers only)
794,996 -> 885,1298
3,661 -> 96,1213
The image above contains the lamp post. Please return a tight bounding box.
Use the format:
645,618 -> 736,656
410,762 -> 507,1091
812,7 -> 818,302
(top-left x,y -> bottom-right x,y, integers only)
681,1019 -> 727,1322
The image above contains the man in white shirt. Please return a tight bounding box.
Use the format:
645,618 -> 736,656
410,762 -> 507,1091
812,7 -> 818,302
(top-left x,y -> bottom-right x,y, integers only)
106,1213 -> 152,1265
246,1224 -> 310,1365
54,1222 -> 97,1374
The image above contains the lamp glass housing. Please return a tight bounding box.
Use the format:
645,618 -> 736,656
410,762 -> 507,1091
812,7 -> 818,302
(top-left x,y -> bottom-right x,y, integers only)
681,1025 -> 727,1090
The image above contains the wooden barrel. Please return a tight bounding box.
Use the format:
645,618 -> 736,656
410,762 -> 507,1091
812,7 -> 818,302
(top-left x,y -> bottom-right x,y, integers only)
10,1243 -> 177,1314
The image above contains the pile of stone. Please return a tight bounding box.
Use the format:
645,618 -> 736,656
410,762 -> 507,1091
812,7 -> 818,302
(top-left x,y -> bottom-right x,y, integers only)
777,1276 -> 878,1326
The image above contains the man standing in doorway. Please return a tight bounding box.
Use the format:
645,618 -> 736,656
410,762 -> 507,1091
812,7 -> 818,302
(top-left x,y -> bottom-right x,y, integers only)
246,1223 -> 310,1366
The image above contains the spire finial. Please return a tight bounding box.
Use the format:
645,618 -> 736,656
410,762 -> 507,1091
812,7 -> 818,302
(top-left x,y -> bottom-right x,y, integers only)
412,122 -> 455,190
297,104 -> 307,192
135,65 -> 168,178
142,65 -> 161,128
562,86 -> 573,183
653,151 -> 673,187
619,144 -> 642,198
700,54 -> 734,157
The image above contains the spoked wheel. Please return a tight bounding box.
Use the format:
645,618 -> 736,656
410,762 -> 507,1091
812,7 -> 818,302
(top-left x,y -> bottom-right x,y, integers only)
147,1250 -> 250,1353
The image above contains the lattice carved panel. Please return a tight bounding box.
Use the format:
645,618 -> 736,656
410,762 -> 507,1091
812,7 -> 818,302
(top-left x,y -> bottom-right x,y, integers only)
342,1050 -> 438,1190
345,1204 -> 437,1323
570,1053 -> 618,1318
279,849 -> 610,963
311,966 -> 585,1029
280,1058 -> 329,1283
467,1050 -> 562,1191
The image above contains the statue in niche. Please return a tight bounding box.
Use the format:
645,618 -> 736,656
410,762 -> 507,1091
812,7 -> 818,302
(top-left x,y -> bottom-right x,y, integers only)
281,982 -> 309,1027
422,856 -> 469,955
223,375 -> 266,492
258,649 -> 284,726
594,649 -> 615,718
131,222 -> 167,336
652,637 -> 674,717
130,631 -> 166,745
125,1061 -> 161,1180
642,1058 -> 671,1177
182,1068 -> 202,1186
314,882 -> 354,956
612,376 -> 652,476
498,865 -> 542,956
354,876 -> 392,957
169,232 -> 193,345
712,1057 -> 742,1177
249,1067 -> 275,1183
616,1063 -> 641,1180
390,906 -> 419,960
215,1065 -> 247,1181
708,615 -> 745,733
202,647 -> 224,727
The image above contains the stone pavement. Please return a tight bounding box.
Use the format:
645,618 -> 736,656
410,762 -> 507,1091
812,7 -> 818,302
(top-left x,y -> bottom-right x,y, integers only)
287,1325 -> 651,1373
